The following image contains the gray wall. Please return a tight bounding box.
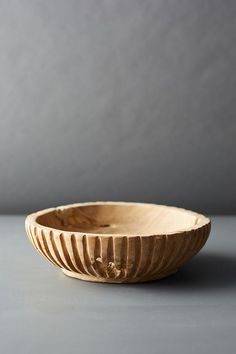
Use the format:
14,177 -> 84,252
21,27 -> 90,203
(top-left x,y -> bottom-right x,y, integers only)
0,0 -> 235,214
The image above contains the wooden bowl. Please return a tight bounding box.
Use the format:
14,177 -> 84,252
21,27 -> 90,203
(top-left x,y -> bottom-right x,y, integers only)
25,202 -> 211,283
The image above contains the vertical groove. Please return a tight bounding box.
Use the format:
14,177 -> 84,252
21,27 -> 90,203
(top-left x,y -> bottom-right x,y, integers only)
32,226 -> 42,251
26,224 -> 33,245
94,236 -> 106,277
31,227 -> 59,267
94,236 -> 102,260
157,235 -> 177,275
70,234 -> 89,274
139,236 -> 157,280
129,236 -> 142,278
192,228 -> 203,254
82,235 -> 100,277
194,227 -> 206,255
30,225 -> 43,252
28,225 -> 38,250
33,227 -> 54,263
175,229 -> 200,268
202,224 -> 210,246
186,229 -> 203,260
162,233 -> 191,275
49,231 -> 71,270
59,233 -> 78,272
162,233 -> 189,274
117,237 -> 129,279
40,229 -> 62,267
207,222 -> 211,236
148,235 -> 167,278
107,237 -> 115,263
33,232 -> 50,261
193,225 -> 208,255
106,236 -> 118,278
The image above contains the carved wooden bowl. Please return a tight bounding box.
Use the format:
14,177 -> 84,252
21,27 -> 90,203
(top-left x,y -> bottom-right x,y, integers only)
25,202 -> 211,283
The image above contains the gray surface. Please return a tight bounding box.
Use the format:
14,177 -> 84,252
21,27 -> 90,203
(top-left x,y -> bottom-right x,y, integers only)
0,1 -> 236,214
0,216 -> 236,354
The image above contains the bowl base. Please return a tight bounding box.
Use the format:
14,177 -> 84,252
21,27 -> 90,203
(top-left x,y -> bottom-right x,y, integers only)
61,268 -> 178,284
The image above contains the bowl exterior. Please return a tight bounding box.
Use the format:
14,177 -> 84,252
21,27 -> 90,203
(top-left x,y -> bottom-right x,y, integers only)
25,220 -> 211,283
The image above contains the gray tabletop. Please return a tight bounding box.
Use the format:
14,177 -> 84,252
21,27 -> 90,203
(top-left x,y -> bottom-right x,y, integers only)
0,216 -> 235,354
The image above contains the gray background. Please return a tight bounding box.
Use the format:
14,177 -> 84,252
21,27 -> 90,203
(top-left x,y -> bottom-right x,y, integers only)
0,0 -> 235,214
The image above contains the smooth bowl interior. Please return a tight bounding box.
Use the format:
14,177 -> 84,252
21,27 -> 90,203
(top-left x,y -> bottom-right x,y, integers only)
35,202 -> 209,236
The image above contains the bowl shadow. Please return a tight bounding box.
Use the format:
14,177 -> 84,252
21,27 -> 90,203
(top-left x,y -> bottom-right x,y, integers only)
133,252 -> 236,292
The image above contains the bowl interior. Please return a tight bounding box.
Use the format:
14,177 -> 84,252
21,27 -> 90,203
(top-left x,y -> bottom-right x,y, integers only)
36,203 -> 207,235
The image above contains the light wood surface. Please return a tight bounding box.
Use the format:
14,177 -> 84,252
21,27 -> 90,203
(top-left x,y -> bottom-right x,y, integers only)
25,202 -> 211,283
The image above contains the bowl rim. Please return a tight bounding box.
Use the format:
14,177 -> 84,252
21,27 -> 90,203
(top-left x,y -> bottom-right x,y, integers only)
25,201 -> 210,237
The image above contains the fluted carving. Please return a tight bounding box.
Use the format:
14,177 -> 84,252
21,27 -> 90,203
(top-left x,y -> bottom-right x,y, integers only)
25,203 -> 211,283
